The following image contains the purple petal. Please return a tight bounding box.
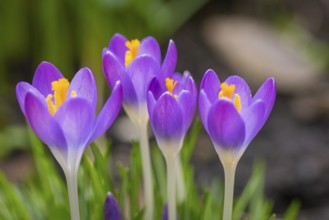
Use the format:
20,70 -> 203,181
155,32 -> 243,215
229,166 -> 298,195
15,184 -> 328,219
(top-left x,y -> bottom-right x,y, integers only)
147,91 -> 157,120
253,78 -> 276,121
16,82 -> 42,116
104,192 -> 122,220
242,100 -> 266,146
120,71 -> 138,105
54,98 -> 94,148
32,62 -> 63,97
127,55 -> 160,103
108,33 -> 128,64
103,50 -> 125,88
160,40 -> 177,79
183,74 -> 197,102
88,82 -> 123,144
150,93 -> 184,141
178,90 -> 196,134
207,99 -> 245,150
224,75 -> 252,111
198,90 -> 211,132
139,36 -> 161,63
148,77 -> 165,101
24,92 -> 67,152
69,67 -> 97,112
200,69 -> 220,103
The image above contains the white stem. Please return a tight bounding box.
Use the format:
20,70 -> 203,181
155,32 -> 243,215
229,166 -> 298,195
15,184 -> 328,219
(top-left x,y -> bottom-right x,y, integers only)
139,121 -> 153,220
222,163 -> 237,220
175,156 -> 185,202
165,154 -> 176,220
65,169 -> 80,220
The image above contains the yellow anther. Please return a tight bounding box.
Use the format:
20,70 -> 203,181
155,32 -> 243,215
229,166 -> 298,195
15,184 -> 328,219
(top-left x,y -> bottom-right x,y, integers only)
125,39 -> 140,67
165,78 -> 177,94
233,94 -> 241,112
218,82 -> 241,112
46,94 -> 56,115
218,83 -> 235,99
52,78 -> 69,109
45,78 -> 77,115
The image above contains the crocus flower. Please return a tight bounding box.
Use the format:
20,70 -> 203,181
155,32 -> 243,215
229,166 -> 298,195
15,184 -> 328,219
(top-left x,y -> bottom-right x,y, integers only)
102,33 -> 177,220
104,192 -> 122,220
147,72 -> 197,220
102,33 -> 177,125
148,72 -> 197,155
199,69 -> 276,220
16,61 -> 122,220
199,69 -> 276,162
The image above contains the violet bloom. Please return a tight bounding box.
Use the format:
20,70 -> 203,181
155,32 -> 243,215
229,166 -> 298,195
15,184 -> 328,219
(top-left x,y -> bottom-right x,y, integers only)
102,33 -> 177,220
16,62 -> 122,220
199,69 -> 276,220
148,72 -> 197,155
104,192 -> 122,220
102,33 -> 177,125
199,69 -> 276,161
147,72 -> 197,220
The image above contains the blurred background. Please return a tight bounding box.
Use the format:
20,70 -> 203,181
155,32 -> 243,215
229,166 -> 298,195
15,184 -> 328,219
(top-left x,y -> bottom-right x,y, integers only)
2,0 -> 329,219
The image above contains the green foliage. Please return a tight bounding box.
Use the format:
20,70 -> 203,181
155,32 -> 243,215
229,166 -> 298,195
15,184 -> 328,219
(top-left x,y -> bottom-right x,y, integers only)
0,122 -> 299,219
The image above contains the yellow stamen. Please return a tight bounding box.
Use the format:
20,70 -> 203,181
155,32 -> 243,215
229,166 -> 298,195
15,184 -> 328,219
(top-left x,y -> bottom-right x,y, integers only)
46,94 -> 56,115
165,78 -> 177,94
233,94 -> 241,112
218,83 -> 235,99
52,78 -> 70,109
125,39 -> 140,67
165,77 -> 179,99
45,78 -> 77,115
218,82 -> 241,112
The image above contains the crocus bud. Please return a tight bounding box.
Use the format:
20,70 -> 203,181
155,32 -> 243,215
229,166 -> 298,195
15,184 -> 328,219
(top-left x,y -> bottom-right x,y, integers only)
104,192 -> 122,220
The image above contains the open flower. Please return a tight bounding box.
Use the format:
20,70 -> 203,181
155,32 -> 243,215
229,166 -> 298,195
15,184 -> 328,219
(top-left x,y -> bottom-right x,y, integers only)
147,72 -> 197,155
102,33 -> 177,125
16,61 -> 122,175
199,69 -> 276,161
199,69 -> 276,220
102,33 -> 177,220
148,72 -> 196,220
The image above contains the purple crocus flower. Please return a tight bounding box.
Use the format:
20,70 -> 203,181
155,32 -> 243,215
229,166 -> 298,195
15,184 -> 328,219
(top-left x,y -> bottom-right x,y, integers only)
147,72 -> 197,155
102,33 -> 177,124
102,33 -> 177,220
104,192 -> 122,220
148,72 -> 196,220
16,61 -> 123,174
199,69 -> 276,161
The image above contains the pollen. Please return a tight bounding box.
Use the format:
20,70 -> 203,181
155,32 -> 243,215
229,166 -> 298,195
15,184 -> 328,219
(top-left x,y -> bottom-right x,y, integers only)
165,78 -> 179,99
46,78 -> 77,115
218,82 -> 241,112
233,94 -> 241,112
218,83 -> 235,99
165,78 -> 177,94
125,39 -> 140,67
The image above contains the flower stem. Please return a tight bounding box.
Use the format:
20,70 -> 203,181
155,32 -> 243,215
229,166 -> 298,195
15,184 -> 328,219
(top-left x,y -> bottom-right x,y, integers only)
175,156 -> 185,202
139,121 -> 153,220
165,154 -> 176,220
222,163 -> 237,220
65,169 -> 80,220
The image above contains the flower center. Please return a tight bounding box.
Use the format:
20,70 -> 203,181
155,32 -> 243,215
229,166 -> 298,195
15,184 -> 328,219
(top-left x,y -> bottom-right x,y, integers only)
165,77 -> 178,99
125,39 -> 140,67
218,82 -> 241,112
46,78 -> 77,115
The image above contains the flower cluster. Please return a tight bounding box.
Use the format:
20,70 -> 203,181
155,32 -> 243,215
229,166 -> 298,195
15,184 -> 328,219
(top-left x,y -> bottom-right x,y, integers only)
16,33 -> 276,220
